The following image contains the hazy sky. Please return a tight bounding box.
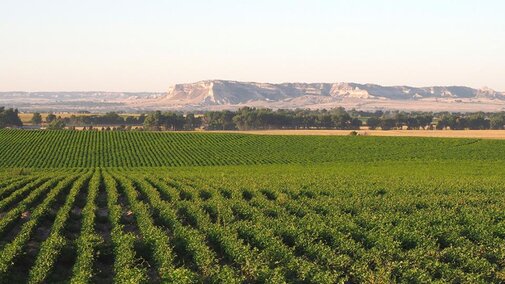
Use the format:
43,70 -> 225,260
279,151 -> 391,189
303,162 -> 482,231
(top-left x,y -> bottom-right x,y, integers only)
1,0 -> 504,92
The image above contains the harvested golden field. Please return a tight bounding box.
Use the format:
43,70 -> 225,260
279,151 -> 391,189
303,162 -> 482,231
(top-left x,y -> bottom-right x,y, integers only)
214,129 -> 505,139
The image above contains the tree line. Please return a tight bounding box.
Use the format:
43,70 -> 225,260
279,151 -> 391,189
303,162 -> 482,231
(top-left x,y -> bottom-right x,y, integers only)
144,108 -> 505,131
39,112 -> 145,127
141,108 -> 363,130
0,107 -> 23,128
365,111 -> 505,130
3,106 -> 505,130
202,107 -> 362,130
1,111 -> 147,130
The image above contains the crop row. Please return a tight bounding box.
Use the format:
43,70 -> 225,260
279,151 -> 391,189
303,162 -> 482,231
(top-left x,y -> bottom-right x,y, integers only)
0,165 -> 503,283
2,129 -> 505,168
0,173 -> 80,277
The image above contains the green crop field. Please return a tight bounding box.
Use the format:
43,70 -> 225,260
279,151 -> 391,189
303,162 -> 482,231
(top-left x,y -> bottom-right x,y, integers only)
0,129 -> 504,283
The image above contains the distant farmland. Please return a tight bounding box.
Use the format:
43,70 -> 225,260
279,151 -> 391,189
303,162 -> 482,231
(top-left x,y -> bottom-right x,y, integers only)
215,129 -> 505,140
0,130 -> 504,283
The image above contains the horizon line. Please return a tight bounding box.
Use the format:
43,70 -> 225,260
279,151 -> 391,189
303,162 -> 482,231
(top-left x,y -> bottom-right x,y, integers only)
0,80 -> 502,93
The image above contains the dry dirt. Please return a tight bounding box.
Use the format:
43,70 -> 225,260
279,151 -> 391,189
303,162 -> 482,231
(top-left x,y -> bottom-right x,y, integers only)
213,129 -> 505,140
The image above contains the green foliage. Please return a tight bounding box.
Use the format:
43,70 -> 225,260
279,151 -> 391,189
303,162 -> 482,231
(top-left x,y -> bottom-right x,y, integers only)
31,112 -> 42,125
47,119 -> 66,130
46,113 -> 57,123
0,173 -> 79,276
28,171 -> 93,284
2,130 -> 505,168
0,107 -> 23,128
0,132 -> 504,283
144,111 -> 189,130
70,170 -> 101,284
366,117 -> 380,130
490,113 -> 505,129
102,171 -> 147,283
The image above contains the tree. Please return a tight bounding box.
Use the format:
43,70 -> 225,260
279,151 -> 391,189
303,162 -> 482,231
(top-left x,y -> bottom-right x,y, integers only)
184,113 -> 201,130
143,111 -> 188,131
453,116 -> 468,130
220,111 -> 236,130
350,118 -> 362,130
0,108 -> 23,128
233,107 -> 258,130
46,113 -> 57,123
405,117 -> 420,130
125,116 -> 137,125
436,114 -> 467,130
0,109 -> 4,129
47,119 -> 66,130
437,114 -> 451,130
204,111 -> 236,130
138,114 -> 146,124
366,117 -> 380,130
467,113 -> 489,130
392,112 -> 407,129
331,112 -> 359,130
490,113 -> 505,130
31,112 -> 42,125
380,118 -> 396,130
318,114 -> 333,129
102,112 -> 124,124
143,111 -> 163,130
417,115 -> 433,129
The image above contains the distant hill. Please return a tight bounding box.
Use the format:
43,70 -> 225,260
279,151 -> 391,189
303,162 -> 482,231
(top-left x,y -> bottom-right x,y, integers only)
0,92 -> 165,112
153,80 -> 505,104
2,81 -> 505,112
135,80 -> 505,112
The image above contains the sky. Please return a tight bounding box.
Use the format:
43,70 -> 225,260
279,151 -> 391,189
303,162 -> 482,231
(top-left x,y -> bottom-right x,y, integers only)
0,0 -> 504,92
